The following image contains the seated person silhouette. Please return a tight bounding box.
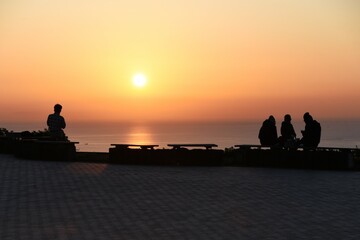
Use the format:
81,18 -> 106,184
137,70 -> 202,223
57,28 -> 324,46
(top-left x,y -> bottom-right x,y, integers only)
47,104 -> 67,140
300,112 -> 321,148
258,115 -> 278,147
280,114 -> 297,148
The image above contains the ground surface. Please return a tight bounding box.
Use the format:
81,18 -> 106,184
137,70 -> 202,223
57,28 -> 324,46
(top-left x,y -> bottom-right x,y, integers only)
1,154 -> 359,240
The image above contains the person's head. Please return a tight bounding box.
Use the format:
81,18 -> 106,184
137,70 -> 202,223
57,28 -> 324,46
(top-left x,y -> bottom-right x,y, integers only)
54,104 -> 62,114
284,114 -> 292,122
303,112 -> 313,124
268,115 -> 276,125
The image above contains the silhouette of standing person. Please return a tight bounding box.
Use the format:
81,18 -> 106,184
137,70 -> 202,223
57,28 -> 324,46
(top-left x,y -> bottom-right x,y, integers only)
47,104 -> 67,140
258,115 -> 278,146
301,112 -> 321,148
280,114 -> 296,147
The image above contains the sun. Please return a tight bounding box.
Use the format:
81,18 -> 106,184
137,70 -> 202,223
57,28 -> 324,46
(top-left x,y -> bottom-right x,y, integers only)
132,73 -> 147,88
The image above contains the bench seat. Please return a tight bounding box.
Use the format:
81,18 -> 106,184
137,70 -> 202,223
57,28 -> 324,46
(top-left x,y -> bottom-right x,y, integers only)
111,144 -> 159,150
15,140 -> 78,161
167,144 -> 218,150
109,143 -> 223,166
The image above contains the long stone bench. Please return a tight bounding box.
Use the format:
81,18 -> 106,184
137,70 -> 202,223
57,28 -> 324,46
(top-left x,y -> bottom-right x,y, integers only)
109,143 -> 224,166
167,144 -> 218,150
111,144 -> 159,150
230,144 -> 360,170
15,139 -> 79,161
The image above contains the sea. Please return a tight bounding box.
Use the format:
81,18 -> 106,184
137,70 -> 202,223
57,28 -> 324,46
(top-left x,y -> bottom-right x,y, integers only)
2,120 -> 360,152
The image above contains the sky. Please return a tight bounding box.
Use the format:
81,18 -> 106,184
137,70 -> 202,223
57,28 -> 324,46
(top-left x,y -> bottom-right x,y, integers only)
1,0 -> 360,123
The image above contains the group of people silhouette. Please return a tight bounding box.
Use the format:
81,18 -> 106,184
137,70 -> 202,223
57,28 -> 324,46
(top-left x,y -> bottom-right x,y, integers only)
258,112 -> 321,149
47,103 -> 322,149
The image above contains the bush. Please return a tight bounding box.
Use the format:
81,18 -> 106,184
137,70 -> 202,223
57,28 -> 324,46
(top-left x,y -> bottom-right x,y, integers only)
0,128 -> 9,136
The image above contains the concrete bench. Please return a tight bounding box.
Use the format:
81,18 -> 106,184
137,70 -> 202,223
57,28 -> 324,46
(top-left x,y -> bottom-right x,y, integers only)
109,144 -> 160,164
316,147 -> 358,152
167,144 -> 218,150
230,144 -> 360,170
234,144 -> 265,150
15,140 -> 79,161
1,134 -> 65,154
109,143 -> 223,166
110,144 -> 159,150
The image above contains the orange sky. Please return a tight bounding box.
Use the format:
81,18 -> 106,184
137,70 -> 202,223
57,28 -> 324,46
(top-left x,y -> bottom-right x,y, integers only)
1,1 -> 360,123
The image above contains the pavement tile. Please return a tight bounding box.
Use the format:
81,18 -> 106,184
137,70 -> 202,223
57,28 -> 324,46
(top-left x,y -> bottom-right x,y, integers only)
1,154 -> 360,239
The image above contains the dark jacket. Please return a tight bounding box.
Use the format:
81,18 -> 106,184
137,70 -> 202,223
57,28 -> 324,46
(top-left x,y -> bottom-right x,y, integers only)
259,120 -> 278,146
281,121 -> 296,140
302,120 -> 321,148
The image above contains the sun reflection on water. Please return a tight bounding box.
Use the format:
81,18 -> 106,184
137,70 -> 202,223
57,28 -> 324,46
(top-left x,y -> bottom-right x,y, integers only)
126,125 -> 154,145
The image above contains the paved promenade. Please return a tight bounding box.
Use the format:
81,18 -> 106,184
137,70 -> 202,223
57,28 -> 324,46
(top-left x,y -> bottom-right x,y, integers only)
1,154 -> 359,240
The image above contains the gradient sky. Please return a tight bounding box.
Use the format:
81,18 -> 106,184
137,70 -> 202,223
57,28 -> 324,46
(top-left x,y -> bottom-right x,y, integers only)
1,0 -> 360,123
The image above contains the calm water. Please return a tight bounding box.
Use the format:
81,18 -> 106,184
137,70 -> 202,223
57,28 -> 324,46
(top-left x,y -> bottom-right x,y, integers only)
2,120 -> 360,152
